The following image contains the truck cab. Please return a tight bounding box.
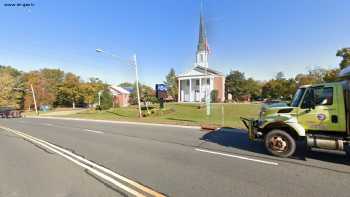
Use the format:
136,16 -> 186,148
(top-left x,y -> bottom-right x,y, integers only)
242,79 -> 350,158
294,83 -> 347,133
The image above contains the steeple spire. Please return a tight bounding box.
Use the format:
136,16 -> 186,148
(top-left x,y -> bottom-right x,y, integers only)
197,11 -> 208,53
195,5 -> 209,68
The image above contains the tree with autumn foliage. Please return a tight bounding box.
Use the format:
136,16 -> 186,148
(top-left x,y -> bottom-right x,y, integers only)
56,73 -> 82,109
80,78 -> 106,108
0,66 -> 23,108
336,48 -> 350,69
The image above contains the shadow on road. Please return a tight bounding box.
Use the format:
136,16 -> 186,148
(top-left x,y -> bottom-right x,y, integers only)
200,128 -> 350,167
200,128 -> 267,155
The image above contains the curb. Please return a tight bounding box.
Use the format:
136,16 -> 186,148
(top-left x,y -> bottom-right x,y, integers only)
26,116 -> 201,130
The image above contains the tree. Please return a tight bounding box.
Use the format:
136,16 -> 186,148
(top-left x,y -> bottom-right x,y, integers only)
225,70 -> 247,101
21,69 -> 65,109
40,68 -> 64,107
210,90 -> 218,103
262,77 -> 297,100
118,82 -> 134,88
0,67 -> 23,108
336,48 -> 350,69
323,68 -> 340,82
126,82 -> 156,105
99,89 -> 113,110
225,70 -> 262,101
80,83 -> 96,108
245,78 -> 262,100
57,73 -> 81,109
0,65 -> 21,76
80,78 -> 105,108
275,72 -> 285,80
295,68 -> 326,87
164,68 -> 178,101
22,71 -> 56,109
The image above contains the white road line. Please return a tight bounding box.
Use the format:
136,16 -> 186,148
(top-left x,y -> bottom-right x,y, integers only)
27,116 -> 200,130
0,126 -> 166,197
42,123 -> 53,126
83,129 -> 104,134
195,148 -> 279,166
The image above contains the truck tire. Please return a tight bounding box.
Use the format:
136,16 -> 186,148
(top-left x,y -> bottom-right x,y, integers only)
264,129 -> 296,158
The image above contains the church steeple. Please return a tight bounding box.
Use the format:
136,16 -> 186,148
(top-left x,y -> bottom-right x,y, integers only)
196,10 -> 209,68
197,13 -> 208,52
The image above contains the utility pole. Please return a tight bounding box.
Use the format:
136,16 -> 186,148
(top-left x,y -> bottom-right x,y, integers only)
133,54 -> 142,118
205,67 -> 211,116
95,48 -> 142,118
30,84 -> 38,116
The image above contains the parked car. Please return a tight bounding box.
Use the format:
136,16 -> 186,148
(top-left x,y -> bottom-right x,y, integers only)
0,107 -> 22,118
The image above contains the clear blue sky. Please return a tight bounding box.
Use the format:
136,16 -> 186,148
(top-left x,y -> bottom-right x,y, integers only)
1,0 -> 349,86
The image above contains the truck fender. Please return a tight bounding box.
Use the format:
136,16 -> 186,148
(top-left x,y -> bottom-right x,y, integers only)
263,121 -> 306,138
285,122 -> 306,137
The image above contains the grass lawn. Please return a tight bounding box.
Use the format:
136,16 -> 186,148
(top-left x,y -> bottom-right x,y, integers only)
60,103 -> 261,128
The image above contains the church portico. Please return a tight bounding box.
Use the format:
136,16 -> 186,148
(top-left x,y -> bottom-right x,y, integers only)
178,76 -> 213,102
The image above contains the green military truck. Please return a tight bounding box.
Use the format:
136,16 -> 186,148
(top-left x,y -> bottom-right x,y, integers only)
241,67 -> 350,157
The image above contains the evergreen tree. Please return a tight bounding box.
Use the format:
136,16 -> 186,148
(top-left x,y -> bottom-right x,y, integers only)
164,68 -> 178,101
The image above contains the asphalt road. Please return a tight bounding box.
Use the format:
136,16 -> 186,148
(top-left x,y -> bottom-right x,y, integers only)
1,117 -> 350,197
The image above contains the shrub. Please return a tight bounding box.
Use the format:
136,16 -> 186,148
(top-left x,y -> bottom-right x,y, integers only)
211,89 -> 218,103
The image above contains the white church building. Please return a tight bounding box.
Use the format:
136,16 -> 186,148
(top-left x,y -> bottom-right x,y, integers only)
177,13 -> 225,103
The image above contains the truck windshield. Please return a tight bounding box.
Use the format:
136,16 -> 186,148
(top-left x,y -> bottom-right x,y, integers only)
291,88 -> 306,107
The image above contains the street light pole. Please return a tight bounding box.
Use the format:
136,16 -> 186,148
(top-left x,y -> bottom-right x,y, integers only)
96,48 -> 142,118
30,84 -> 39,116
133,54 -> 142,118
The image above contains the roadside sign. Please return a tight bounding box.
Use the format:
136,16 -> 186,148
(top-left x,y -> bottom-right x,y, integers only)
155,84 -> 168,99
156,84 -> 168,109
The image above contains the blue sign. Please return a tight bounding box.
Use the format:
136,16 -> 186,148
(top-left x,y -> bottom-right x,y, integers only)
156,84 -> 168,92
155,84 -> 168,99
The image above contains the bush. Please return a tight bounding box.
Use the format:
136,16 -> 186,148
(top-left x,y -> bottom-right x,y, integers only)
211,89 -> 218,103
100,90 -> 113,110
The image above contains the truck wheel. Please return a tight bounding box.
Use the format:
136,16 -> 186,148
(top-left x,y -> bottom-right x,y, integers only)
264,129 -> 296,158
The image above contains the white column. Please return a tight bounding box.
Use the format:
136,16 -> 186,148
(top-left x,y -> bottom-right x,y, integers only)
199,78 -> 202,102
178,79 -> 181,102
189,79 -> 192,102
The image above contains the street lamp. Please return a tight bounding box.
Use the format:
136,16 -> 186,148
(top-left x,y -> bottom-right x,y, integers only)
96,48 -> 142,118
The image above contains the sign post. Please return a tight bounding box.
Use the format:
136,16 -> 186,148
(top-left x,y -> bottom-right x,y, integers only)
156,84 -> 168,109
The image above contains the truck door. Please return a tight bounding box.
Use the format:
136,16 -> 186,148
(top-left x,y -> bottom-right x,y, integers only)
298,86 -> 342,132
